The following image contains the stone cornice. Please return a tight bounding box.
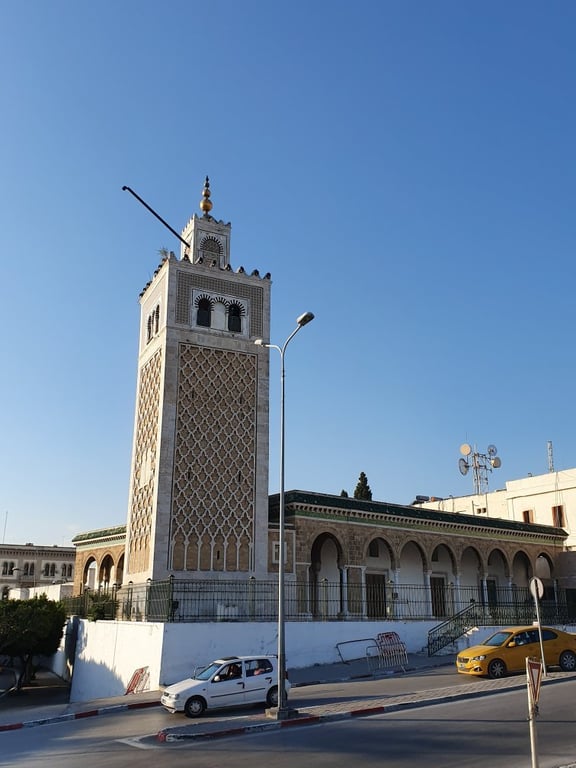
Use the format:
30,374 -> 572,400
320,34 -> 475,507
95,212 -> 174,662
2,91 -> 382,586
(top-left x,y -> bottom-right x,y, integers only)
72,525 -> 127,546
0,544 -> 75,557
270,490 -> 566,546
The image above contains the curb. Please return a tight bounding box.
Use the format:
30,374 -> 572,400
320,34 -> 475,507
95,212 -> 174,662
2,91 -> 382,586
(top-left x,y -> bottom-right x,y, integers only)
3,665 -> 570,736
155,670 -> 576,744
0,699 -> 159,732
0,668 -> 404,732
155,681 -> 527,743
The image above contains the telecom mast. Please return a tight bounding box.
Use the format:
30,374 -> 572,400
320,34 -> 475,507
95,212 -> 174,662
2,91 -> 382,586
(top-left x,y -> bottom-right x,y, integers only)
458,443 -> 502,495
548,441 -> 554,472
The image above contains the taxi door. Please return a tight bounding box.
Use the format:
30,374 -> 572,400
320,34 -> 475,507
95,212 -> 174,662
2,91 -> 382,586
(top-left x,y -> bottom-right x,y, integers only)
506,631 -> 535,672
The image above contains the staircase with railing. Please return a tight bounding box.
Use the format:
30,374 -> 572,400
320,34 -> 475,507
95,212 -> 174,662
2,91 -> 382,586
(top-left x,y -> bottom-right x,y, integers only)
426,599 -> 566,656
427,604 -> 483,656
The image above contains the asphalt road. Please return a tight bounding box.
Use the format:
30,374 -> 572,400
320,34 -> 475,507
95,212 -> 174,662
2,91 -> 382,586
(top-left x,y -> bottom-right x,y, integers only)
1,672 -> 575,768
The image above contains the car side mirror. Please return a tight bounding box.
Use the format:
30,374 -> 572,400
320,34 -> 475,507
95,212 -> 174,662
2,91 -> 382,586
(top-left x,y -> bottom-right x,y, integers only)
508,641 -> 516,647
213,674 -> 221,682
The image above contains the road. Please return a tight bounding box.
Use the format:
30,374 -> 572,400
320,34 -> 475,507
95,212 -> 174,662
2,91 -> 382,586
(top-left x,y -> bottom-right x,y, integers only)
1,672 -> 575,768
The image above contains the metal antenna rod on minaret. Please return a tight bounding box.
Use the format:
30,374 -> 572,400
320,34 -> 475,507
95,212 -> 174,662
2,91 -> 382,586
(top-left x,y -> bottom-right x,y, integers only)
122,186 -> 190,249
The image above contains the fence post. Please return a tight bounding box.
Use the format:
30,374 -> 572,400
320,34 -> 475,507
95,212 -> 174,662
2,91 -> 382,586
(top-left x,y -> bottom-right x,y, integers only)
248,576 -> 256,619
321,578 -> 329,619
167,574 -> 175,622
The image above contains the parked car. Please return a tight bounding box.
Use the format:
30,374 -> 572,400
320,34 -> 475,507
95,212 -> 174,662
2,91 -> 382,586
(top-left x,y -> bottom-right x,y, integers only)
161,655 -> 291,717
456,625 -> 576,679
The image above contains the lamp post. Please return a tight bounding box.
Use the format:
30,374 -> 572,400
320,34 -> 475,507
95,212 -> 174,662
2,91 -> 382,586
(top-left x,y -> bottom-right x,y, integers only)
255,311 -> 314,718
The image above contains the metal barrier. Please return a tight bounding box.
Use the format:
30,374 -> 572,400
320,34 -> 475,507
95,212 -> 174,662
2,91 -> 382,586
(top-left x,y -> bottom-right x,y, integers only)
336,638 -> 376,663
125,666 -> 150,695
366,631 -> 408,673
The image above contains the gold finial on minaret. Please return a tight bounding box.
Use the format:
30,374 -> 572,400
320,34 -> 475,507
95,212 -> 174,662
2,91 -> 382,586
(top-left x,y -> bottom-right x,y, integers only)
199,175 -> 213,216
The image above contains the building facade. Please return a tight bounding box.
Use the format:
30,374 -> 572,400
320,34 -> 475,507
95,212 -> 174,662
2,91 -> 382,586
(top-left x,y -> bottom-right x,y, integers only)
72,526 -> 126,594
273,490 -> 567,621
1,543 -> 75,600
417,469 -> 576,544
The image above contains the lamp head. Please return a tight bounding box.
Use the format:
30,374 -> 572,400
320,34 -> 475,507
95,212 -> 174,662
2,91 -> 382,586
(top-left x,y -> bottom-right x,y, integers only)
254,338 -> 265,346
297,311 -> 314,327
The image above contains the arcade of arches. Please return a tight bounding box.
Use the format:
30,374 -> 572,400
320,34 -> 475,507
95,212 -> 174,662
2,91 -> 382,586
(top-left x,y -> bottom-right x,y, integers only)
72,493 -> 567,623
276,491 -> 566,619
72,526 -> 125,595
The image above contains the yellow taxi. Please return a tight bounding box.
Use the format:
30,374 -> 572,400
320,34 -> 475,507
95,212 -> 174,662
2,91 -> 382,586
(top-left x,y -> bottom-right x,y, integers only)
456,625 -> 576,679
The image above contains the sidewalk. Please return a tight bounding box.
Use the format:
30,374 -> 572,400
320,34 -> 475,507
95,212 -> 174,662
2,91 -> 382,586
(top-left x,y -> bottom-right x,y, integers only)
1,654 -> 575,743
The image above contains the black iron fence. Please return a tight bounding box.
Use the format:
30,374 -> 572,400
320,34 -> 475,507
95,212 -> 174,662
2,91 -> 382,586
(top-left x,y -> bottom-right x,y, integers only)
60,578 -> 576,627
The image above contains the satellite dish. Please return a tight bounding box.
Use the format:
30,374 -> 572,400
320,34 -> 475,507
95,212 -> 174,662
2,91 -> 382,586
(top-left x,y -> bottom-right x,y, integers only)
491,457 -> 502,468
460,443 -> 472,457
458,458 -> 469,475
487,444 -> 498,457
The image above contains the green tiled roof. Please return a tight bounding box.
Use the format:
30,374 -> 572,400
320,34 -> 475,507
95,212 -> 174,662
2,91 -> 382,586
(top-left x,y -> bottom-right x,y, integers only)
72,525 -> 127,544
269,490 -> 566,539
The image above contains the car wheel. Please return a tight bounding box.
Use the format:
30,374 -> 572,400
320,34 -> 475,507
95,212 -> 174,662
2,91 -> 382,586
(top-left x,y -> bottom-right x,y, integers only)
487,659 -> 507,679
184,696 -> 206,718
559,650 -> 576,672
266,685 -> 278,707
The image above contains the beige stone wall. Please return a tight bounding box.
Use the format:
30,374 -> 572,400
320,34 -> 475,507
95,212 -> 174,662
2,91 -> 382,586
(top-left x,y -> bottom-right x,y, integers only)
289,509 -> 561,580
73,542 -> 125,594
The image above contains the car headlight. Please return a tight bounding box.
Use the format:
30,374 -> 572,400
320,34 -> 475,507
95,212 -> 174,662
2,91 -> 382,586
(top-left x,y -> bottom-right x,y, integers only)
165,693 -> 180,700
470,655 -> 486,661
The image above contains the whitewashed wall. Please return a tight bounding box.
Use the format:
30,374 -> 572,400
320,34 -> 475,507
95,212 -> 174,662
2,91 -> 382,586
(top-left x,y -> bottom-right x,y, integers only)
70,620 -> 164,702
67,619 -> 436,702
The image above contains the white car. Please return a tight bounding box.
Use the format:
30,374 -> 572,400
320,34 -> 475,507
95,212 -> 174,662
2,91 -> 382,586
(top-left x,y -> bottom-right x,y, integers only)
160,655 -> 291,717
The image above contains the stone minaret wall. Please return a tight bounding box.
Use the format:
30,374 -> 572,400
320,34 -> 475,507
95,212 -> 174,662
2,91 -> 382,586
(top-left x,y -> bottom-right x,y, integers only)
124,181 -> 271,581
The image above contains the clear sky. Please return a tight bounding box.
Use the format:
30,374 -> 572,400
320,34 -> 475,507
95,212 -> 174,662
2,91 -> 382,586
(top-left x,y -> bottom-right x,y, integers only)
1,1 -> 575,546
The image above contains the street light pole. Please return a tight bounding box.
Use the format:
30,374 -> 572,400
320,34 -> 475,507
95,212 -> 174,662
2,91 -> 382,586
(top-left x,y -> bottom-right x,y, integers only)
255,310 -> 314,719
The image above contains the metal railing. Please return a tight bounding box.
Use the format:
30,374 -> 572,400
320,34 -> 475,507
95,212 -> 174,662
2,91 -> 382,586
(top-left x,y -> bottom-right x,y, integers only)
60,579 -> 576,628
427,591 -> 573,656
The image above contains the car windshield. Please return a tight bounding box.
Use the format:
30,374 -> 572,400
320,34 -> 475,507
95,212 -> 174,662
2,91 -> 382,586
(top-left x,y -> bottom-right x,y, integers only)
482,631 -> 514,647
193,662 -> 223,681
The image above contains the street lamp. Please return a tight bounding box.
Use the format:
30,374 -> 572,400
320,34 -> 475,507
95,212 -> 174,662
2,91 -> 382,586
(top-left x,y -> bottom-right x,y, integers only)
255,310 -> 314,719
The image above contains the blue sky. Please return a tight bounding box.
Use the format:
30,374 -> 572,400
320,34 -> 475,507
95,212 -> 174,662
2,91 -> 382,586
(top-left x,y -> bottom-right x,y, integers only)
1,2 -> 575,546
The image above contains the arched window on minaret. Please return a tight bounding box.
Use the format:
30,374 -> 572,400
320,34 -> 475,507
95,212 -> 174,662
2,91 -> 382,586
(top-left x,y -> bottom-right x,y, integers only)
154,305 -> 160,334
197,298 -> 212,327
199,235 -> 223,265
228,303 -> 242,333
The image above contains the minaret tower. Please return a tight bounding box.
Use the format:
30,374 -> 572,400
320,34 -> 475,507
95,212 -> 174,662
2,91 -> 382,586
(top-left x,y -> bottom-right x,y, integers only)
124,178 -> 271,581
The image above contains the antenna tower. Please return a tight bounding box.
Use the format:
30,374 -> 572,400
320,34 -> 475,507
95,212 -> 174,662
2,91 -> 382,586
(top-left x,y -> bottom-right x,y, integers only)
458,443 -> 502,494
547,441 -> 554,473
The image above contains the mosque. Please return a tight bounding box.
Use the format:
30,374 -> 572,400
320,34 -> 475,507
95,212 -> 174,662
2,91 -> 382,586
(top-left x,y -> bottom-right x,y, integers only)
71,179 -> 573,628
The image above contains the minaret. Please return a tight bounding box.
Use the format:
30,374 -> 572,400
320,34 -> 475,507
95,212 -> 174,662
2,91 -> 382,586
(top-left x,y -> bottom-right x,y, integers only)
124,178 -> 271,581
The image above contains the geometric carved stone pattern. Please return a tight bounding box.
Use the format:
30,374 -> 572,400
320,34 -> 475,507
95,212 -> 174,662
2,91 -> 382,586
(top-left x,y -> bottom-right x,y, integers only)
175,271 -> 264,338
128,350 -> 161,573
170,344 -> 257,572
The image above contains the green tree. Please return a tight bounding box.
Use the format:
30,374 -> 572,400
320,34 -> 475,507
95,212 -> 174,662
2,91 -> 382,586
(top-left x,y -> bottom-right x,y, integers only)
0,595 -> 67,689
354,471 -> 372,501
340,489 -> 349,497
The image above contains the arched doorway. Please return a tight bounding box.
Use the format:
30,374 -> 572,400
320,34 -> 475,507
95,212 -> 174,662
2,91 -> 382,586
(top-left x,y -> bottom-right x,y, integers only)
83,558 -> 97,592
309,533 -> 344,618
365,536 -> 394,619
99,555 -> 114,590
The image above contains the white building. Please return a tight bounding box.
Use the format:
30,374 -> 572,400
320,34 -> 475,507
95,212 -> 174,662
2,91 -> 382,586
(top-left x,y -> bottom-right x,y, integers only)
417,467 -> 576,586
1,542 -> 75,599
